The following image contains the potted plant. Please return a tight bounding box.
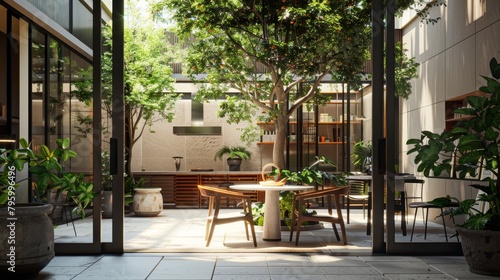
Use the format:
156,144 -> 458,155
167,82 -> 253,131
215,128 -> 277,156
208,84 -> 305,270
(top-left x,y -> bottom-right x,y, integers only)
0,138 -> 95,278
214,145 -> 252,171
406,57 -> 500,276
351,140 -> 373,174
252,156 -> 348,227
101,151 -> 113,218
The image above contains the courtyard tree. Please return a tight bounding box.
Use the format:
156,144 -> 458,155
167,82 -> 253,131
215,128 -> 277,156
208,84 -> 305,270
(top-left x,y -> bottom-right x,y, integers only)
73,0 -> 180,177
153,0 -> 438,169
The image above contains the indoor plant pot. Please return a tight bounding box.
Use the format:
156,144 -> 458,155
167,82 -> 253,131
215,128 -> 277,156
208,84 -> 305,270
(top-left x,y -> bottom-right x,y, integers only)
0,138 -> 95,278
455,227 -> 500,276
0,204 -> 54,279
214,145 -> 252,171
407,57 -> 500,276
132,188 -> 163,217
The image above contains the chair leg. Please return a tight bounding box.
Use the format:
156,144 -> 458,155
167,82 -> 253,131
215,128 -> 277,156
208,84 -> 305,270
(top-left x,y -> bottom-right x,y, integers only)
338,222 -> 348,245
424,207 -> 429,240
410,207 -> 418,242
294,219 -> 302,246
439,208 -> 449,242
63,205 -> 77,237
362,201 -> 366,219
243,220 -> 250,241
289,212 -> 296,242
331,223 -> 341,241
206,218 -> 217,247
346,199 -> 350,224
248,220 -> 257,247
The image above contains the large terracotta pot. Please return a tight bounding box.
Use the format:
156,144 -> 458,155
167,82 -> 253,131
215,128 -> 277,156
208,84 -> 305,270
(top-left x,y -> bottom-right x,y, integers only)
456,227 -> 500,276
132,188 -> 163,217
0,203 -> 54,279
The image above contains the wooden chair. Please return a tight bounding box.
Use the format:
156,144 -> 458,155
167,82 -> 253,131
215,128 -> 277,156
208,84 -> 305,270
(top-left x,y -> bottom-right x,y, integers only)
289,186 -> 350,246
197,185 -> 257,247
346,180 -> 369,224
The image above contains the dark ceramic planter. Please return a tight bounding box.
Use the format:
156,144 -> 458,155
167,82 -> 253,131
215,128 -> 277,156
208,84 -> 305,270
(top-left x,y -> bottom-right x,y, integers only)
227,158 -> 242,171
456,227 -> 500,276
0,204 -> 55,279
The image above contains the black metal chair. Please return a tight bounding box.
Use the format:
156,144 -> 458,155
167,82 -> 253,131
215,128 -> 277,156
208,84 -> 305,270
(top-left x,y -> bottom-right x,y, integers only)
409,200 -> 459,242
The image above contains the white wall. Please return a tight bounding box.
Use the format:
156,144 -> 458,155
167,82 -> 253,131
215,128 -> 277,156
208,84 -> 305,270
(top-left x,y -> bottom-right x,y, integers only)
400,0 -> 500,223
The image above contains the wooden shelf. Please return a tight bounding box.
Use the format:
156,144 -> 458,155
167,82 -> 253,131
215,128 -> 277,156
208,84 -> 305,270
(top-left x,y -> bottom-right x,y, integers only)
445,90 -> 485,131
257,121 -> 362,125
257,141 -> 349,145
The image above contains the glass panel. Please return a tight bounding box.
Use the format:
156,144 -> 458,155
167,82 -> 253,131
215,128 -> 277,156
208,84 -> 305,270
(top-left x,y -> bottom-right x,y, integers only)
31,26 -> 45,148
0,6 -> 7,134
72,0 -> 93,48
30,29 -> 96,243
26,0 -> 70,31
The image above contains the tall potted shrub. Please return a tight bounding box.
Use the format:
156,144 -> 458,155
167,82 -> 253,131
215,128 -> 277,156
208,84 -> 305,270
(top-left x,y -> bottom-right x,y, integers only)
0,138 -> 95,278
406,57 -> 500,276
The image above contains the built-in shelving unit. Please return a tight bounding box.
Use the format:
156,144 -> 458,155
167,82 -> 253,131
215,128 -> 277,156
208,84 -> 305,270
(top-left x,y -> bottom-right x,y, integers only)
445,90 -> 485,131
256,90 -> 364,172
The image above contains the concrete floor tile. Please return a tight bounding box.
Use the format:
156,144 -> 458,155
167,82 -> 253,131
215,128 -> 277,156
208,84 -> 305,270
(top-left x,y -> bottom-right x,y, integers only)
384,274 -> 455,280
71,256 -> 161,280
148,258 -> 215,279
367,260 -> 439,274
269,266 -> 326,275
214,266 -> 270,275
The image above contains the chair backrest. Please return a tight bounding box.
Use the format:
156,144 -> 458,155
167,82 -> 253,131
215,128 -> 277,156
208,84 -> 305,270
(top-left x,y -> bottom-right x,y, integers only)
404,178 -> 425,198
348,180 -> 366,195
198,184 -> 245,198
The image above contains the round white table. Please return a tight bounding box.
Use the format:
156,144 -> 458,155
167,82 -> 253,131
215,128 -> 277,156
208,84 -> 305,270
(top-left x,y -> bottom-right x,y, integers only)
230,184 -> 313,241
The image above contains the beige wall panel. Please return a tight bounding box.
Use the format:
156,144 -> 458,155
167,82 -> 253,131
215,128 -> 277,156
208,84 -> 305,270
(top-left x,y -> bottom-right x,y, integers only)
475,20 -> 500,89
401,3 -> 446,63
445,36 -> 476,99
473,0 -> 500,31
411,54 -> 446,111
445,0 -> 476,49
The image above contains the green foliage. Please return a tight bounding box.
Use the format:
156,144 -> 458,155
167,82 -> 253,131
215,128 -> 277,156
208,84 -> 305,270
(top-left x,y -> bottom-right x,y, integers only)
214,145 -> 252,160
351,141 -> 373,171
280,156 -> 348,187
0,138 -> 95,219
407,57 -> 500,231
72,0 -> 181,176
153,0 -> 439,167
394,42 -> 419,100
251,202 -> 265,226
154,0 -> 373,167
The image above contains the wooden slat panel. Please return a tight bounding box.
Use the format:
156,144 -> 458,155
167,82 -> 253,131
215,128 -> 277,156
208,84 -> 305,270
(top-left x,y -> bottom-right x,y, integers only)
228,174 -> 262,203
134,174 -> 175,205
175,174 -> 200,208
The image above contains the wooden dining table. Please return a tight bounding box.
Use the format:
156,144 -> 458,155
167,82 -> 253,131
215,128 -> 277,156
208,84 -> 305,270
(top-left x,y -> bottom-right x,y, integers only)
230,184 -> 313,241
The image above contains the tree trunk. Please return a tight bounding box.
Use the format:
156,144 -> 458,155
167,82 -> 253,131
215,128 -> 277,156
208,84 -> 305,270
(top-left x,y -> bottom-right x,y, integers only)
273,114 -> 288,169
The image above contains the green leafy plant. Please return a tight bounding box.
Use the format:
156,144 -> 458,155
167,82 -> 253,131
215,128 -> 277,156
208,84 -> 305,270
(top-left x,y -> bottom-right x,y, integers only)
351,141 -> 373,172
153,0 -> 441,169
1,138 -> 95,218
280,156 -> 348,187
214,145 -> 252,161
407,57 -> 500,231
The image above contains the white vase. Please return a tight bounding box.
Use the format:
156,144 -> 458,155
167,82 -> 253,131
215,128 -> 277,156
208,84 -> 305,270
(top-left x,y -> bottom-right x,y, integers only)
132,188 -> 163,217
